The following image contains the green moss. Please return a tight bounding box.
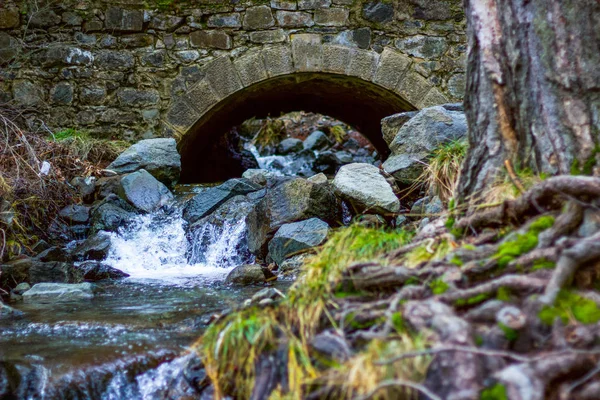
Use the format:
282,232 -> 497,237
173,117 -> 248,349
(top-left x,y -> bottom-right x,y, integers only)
474,334 -> 484,347
480,383 -> 508,400
531,258 -> 556,270
391,311 -> 406,333
450,255 -> 463,266
345,312 -> 384,330
498,323 -> 519,341
463,244 -> 476,251
405,277 -> 421,286
538,290 -> 600,325
494,216 -> 554,269
571,145 -> 600,175
496,287 -> 512,302
429,279 -> 449,295
454,293 -> 489,307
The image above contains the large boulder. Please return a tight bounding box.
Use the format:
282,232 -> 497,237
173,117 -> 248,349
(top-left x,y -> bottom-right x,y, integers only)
382,105 -> 467,184
333,163 -> 400,215
246,178 -> 341,258
224,264 -> 267,286
58,204 -> 90,224
380,111 -> 418,146
22,282 -> 94,303
77,261 -> 130,281
72,231 -> 112,261
89,194 -> 138,234
108,138 -> 181,187
268,218 -> 329,265
120,169 -> 173,213
183,178 -> 261,224
278,138 -> 303,155
303,130 -> 331,151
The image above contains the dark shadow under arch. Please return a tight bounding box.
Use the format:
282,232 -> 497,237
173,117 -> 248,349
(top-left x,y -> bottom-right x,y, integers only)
178,72 -> 416,183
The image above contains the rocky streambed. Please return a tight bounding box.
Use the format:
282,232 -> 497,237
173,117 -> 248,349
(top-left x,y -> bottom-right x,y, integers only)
0,106 -> 467,399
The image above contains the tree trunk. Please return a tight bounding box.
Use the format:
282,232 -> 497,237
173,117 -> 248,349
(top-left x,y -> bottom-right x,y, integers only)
457,0 -> 600,200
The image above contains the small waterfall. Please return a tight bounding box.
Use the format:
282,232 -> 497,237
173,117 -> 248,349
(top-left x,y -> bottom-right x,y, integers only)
188,218 -> 254,267
245,143 -> 315,176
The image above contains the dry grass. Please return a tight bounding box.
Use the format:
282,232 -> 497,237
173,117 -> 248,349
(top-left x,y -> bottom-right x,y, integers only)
417,140 -> 468,204
0,106 -> 127,259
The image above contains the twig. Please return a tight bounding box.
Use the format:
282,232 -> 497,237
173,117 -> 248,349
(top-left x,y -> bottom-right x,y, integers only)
374,345 -> 531,365
354,379 -> 442,400
504,159 -> 526,194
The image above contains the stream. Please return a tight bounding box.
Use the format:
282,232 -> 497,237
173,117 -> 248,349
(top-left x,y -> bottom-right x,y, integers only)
0,187 -> 290,399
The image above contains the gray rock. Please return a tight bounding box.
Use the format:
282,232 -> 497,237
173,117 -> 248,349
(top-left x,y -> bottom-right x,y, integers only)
59,204 -> 90,224
242,169 -> 276,186
363,1 -> 394,23
278,138 -> 303,154
72,231 -> 112,261
268,218 -> 329,265
334,151 -> 353,164
70,176 -> 96,202
23,282 -> 94,303
243,5 -> 275,30
246,178 -> 341,257
310,331 -> 352,362
251,287 -> 284,303
35,246 -> 70,262
89,194 -> 137,234
303,130 -> 331,150
108,138 -> 181,187
183,178 -> 261,224
31,240 -> 51,253
381,111 -> 418,146
279,253 -> 310,277
307,173 -> 327,185
395,35 -> 448,59
120,169 -> 173,213
333,163 -> 400,215
77,261 -> 129,281
29,261 -> 83,285
411,196 -> 443,216
0,302 -> 23,319
579,208 -> 600,237
382,106 -> 467,184
13,282 -> 31,295
225,264 -> 266,285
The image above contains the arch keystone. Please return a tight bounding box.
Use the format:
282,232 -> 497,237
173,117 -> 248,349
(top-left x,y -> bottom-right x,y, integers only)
374,48 -> 412,90
322,44 -> 352,75
348,48 -> 380,81
262,45 -> 294,77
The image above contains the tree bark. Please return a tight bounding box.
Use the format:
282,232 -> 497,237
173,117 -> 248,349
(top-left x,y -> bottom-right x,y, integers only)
458,0 -> 600,200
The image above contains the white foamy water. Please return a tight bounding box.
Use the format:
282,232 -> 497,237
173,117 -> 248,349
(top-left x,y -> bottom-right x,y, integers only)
245,142 -> 315,176
104,207 -> 248,283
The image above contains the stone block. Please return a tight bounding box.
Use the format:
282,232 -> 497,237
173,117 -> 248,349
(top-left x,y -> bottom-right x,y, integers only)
353,27 -> 371,49
418,87 -> 449,108
141,50 -> 167,68
373,48 -> 411,90
50,82 -> 74,105
150,14 -> 185,31
234,49 -> 268,87
12,80 -> 45,107
249,29 -> 287,44
185,80 -> 218,114
105,8 -> 143,32
291,34 -> 323,72
120,34 -> 154,48
275,11 -> 314,28
62,12 -> 83,26
397,70 -> 433,106
348,48 -> 379,81
271,0 -> 297,10
298,0 -> 332,9
79,85 -> 106,105
322,44 -> 351,74
447,73 -> 465,99
207,13 -> 242,28
166,100 -> 200,132
314,8 -> 349,26
395,35 -> 448,59
29,9 -> 60,28
0,33 -> 17,64
362,1 -> 394,23
42,45 -> 94,67
190,30 -> 232,50
202,57 -> 243,99
243,6 -> 275,30
94,50 -> 135,70
0,8 -> 20,29
262,45 -> 294,77
99,108 -> 139,124
84,19 -> 103,32
117,88 -> 160,106
175,50 -> 200,63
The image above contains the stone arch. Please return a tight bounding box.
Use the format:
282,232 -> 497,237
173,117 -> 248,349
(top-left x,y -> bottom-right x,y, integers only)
165,35 -> 449,183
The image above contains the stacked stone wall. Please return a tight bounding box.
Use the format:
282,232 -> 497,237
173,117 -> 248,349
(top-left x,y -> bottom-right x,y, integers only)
0,0 -> 466,141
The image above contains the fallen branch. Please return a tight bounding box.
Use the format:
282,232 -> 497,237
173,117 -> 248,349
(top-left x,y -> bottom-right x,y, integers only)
374,345 -> 531,365
353,379 -> 442,400
438,274 -> 548,303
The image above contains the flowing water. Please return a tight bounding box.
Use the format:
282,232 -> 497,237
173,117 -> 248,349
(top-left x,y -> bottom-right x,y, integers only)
0,192 -> 289,399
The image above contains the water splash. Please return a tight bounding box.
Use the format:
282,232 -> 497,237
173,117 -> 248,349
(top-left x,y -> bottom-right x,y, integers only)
188,218 -> 254,267
245,143 -> 315,176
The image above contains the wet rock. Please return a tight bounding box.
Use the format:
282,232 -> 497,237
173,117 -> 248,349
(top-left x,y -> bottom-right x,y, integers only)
363,1 -> 394,23
307,173 -> 327,185
382,106 -> 467,184
89,194 -> 137,234
277,138 -> 303,154
333,163 -> 400,215
120,169 -> 173,213
77,261 -> 129,281
58,204 -> 90,224
246,177 -> 341,257
72,231 -> 112,261
183,178 -> 261,224
31,240 -> 51,254
35,246 -> 71,262
0,301 -> 23,319
29,261 -> 84,284
12,282 -> 31,295
411,196 -> 443,216
303,130 -> 331,150
267,218 -> 329,265
251,287 -> 284,303
1,259 -> 32,291
0,361 -> 45,399
93,175 -> 122,200
23,282 -> 94,303
108,138 -> 181,187
225,264 -> 266,285
47,217 -> 88,242
355,213 -> 386,227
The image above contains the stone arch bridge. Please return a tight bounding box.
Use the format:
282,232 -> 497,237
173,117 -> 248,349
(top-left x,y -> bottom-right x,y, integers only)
0,0 -> 466,182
